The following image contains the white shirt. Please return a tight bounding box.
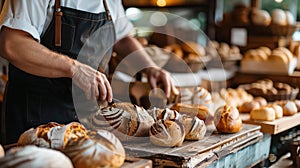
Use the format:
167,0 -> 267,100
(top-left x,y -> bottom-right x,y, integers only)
0,0 -> 133,42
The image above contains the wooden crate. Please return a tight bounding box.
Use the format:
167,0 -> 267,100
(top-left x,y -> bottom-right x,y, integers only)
123,124 -> 263,167
122,157 -> 152,168
241,113 -> 300,135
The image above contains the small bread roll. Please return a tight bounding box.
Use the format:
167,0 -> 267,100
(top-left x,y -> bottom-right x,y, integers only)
214,105 -> 242,133
258,46 -> 272,56
251,9 -> 271,26
250,107 -> 276,121
149,120 -> 185,147
254,97 -> 268,107
180,115 -> 206,140
281,101 -> 297,116
285,11 -> 295,25
181,41 -> 206,56
0,145 -> 73,168
271,9 -> 287,25
238,101 -> 261,113
267,104 -> 283,119
171,103 -> 210,121
268,52 -> 289,63
293,99 -> 300,112
164,44 -> 184,58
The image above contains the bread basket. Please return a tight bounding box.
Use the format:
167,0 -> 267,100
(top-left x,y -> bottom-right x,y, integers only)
269,23 -> 300,36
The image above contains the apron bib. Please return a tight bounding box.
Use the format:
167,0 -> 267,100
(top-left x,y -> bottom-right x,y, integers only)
1,0 -> 115,144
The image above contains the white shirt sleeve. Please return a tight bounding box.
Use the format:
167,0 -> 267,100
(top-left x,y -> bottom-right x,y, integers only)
111,0 -> 134,40
0,0 -> 50,42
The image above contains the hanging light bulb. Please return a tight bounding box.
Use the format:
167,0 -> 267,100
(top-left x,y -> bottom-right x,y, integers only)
157,0 -> 166,7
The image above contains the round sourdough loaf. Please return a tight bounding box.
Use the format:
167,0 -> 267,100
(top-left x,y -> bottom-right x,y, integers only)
149,119 -> 185,147
214,105 -> 242,133
0,145 -> 73,168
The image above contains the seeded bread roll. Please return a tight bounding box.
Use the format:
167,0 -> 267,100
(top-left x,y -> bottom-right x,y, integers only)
171,103 -> 211,121
17,122 -> 64,148
180,115 -> 206,140
214,105 -> 242,133
149,120 -> 185,147
89,102 -> 155,141
63,130 -> 125,168
0,145 -> 73,168
250,107 -> 276,121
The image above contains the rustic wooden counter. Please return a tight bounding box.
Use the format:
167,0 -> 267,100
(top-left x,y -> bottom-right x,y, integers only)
123,124 -> 269,167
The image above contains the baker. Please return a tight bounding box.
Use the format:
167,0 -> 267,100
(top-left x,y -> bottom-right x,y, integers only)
0,0 -> 178,144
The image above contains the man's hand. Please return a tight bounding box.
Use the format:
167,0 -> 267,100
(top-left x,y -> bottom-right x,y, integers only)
143,67 -> 179,98
71,60 -> 112,102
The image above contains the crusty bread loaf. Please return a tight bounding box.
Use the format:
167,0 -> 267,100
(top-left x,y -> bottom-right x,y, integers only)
238,101 -> 260,113
0,145 -> 73,168
280,100 -> 297,116
149,120 -> 185,147
181,41 -> 205,56
170,103 -> 211,121
293,99 -> 300,112
214,105 -> 242,133
147,107 -> 181,121
47,122 -> 88,150
17,122 -> 88,150
17,122 -> 64,148
250,107 -> 276,121
180,115 -> 206,140
63,130 -> 125,168
89,102 -> 155,141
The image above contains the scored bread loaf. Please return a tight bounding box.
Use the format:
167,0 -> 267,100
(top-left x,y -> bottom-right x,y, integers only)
17,122 -> 64,148
147,107 -> 181,121
0,145 -> 73,168
180,115 -> 206,140
214,105 -> 242,133
250,107 -> 276,121
88,102 -> 154,141
149,119 -> 185,147
191,86 -> 212,108
171,103 -> 211,121
63,130 -> 125,168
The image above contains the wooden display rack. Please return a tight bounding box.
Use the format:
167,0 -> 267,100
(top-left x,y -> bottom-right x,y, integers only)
240,113 -> 300,135
123,124 -> 264,167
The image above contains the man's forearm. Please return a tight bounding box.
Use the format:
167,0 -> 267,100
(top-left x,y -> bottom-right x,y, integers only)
0,26 -> 75,78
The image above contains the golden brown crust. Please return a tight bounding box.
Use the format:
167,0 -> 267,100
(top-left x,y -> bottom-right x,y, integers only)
170,103 -> 210,121
214,105 -> 242,133
250,107 -> 276,121
238,101 -> 260,113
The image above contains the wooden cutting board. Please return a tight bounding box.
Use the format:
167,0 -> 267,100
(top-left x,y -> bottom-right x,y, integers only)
240,112 -> 300,135
123,124 -> 262,167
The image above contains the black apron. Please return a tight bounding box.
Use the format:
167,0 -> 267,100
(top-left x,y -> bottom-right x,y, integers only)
1,0 -> 115,144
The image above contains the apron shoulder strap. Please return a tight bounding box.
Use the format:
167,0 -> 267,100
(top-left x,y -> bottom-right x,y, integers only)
103,0 -> 111,21
54,0 -> 63,47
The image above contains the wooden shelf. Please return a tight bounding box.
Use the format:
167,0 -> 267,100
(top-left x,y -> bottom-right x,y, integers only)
240,113 -> 300,135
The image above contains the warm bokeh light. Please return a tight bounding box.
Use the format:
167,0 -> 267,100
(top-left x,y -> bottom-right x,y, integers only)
157,0 -> 167,7
274,0 -> 283,3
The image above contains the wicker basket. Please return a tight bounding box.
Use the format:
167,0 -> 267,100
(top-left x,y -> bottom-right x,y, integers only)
269,23 -> 300,36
